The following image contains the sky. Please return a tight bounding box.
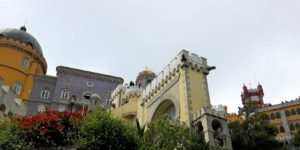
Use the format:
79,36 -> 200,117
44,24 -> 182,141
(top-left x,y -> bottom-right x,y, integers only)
0,0 -> 299,112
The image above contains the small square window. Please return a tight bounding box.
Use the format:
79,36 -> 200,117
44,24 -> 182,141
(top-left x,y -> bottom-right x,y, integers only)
87,81 -> 93,87
22,57 -> 30,68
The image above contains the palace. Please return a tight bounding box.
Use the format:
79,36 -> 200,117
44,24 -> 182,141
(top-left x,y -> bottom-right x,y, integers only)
110,50 -> 232,149
226,84 -> 300,143
0,26 -> 233,149
0,27 -> 122,115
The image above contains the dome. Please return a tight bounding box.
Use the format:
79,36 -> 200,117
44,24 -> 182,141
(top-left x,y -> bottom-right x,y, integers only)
0,27 -> 43,54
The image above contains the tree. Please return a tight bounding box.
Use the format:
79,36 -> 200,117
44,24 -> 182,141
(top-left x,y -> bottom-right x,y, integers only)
230,103 -> 287,150
292,129 -> 300,147
77,109 -> 139,150
140,116 -> 209,150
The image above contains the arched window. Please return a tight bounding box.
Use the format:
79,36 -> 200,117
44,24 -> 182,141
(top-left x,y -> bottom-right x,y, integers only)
13,81 -> 22,95
21,57 -> 30,68
290,124 -> 296,131
40,87 -> 50,99
270,113 -> 276,120
275,112 -> 281,119
285,110 -> 291,117
279,126 -> 285,133
0,77 -> 3,86
61,89 -> 70,100
297,108 -> 300,115
83,91 -> 92,99
296,123 -> 300,129
291,109 -> 297,115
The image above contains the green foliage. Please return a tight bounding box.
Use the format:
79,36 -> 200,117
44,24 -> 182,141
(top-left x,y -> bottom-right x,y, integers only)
292,129 -> 300,147
140,116 -> 209,150
77,109 -> 139,150
230,106 -> 286,150
0,115 -> 26,150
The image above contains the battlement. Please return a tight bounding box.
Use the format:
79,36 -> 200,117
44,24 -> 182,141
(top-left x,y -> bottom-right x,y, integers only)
193,107 -> 226,121
111,84 -> 127,99
142,50 -> 209,101
125,85 -> 143,98
258,98 -> 300,112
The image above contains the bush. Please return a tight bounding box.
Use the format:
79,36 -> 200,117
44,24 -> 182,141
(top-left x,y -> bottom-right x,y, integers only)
0,115 -> 24,149
140,116 -> 209,150
14,111 -> 82,149
77,109 -> 139,150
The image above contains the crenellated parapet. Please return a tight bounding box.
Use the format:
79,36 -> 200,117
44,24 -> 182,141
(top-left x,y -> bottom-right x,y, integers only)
125,86 -> 143,99
111,84 -> 127,100
56,66 -> 124,84
193,107 -> 226,121
34,75 -> 57,85
258,98 -> 300,112
141,50 -> 213,103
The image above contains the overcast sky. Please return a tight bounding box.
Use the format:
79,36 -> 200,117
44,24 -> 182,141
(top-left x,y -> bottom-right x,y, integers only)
1,0 -> 299,112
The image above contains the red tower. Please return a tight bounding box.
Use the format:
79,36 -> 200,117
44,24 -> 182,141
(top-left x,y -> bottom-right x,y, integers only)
241,83 -> 264,108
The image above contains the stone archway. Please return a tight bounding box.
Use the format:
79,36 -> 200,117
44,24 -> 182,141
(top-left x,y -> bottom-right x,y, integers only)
151,100 -> 176,122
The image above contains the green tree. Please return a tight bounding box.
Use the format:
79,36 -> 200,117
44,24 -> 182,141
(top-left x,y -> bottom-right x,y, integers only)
140,116 -> 209,150
77,109 -> 139,150
0,115 -> 27,150
292,129 -> 300,147
230,103 -> 286,150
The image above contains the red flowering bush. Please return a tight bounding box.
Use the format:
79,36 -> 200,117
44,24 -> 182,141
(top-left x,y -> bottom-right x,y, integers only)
13,111 -> 83,149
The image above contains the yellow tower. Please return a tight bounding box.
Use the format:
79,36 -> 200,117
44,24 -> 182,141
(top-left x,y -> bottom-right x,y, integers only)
0,26 -> 47,101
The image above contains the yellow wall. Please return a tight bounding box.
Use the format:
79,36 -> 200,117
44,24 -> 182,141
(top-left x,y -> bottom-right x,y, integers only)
0,38 -> 47,101
111,95 -> 139,124
188,68 -> 210,113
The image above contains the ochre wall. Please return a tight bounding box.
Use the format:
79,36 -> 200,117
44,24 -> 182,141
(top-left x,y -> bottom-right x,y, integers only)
187,67 -> 210,113
0,38 -> 47,101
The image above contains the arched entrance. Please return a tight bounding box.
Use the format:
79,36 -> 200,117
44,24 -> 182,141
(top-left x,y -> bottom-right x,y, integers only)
151,100 -> 176,122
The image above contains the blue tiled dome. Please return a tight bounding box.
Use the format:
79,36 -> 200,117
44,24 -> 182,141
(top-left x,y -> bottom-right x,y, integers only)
0,27 -> 43,54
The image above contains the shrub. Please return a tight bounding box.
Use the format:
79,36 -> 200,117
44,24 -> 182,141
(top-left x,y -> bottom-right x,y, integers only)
77,109 -> 139,150
0,115 -> 24,149
140,116 -> 209,150
14,111 -> 82,149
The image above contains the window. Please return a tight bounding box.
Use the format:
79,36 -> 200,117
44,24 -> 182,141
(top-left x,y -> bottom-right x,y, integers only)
21,57 -> 30,68
270,113 -> 276,120
40,88 -> 50,99
285,110 -> 291,117
296,123 -> 300,129
0,78 -> 3,87
297,108 -> 300,115
13,82 -> 22,94
83,91 -> 92,99
290,124 -> 296,131
291,109 -> 297,115
86,81 -> 93,87
275,112 -> 281,119
279,126 -> 285,133
60,89 -> 70,100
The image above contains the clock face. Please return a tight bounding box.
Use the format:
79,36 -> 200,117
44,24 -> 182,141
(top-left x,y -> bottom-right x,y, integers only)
250,96 -> 260,101
58,105 -> 66,112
